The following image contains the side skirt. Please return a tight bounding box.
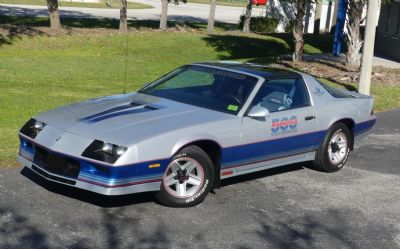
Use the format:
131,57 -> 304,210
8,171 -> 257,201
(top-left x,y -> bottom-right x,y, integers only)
220,151 -> 316,179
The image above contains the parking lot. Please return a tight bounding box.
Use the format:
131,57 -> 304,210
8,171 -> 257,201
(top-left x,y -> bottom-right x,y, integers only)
1,110 -> 399,249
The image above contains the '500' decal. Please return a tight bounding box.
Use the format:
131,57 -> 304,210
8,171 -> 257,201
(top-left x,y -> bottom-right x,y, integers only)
272,116 -> 298,135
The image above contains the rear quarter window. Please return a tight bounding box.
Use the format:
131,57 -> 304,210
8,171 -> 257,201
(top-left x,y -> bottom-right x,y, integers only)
318,81 -> 354,98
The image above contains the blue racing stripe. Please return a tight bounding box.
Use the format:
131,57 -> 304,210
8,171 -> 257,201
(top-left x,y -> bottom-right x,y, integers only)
79,104 -> 140,121
221,130 -> 327,169
354,119 -> 376,136
86,108 -> 153,123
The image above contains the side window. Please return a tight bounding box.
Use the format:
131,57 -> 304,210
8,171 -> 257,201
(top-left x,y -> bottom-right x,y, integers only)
251,78 -> 310,113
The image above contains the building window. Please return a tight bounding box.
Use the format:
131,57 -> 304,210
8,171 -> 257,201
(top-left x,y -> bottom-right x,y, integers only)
397,7 -> 400,35
386,5 -> 391,33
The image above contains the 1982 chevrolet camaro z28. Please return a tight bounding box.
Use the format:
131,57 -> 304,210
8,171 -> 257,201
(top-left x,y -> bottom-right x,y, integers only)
18,62 -> 376,207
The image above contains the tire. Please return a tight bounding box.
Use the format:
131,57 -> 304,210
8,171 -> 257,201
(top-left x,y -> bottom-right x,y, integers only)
314,122 -> 352,172
156,145 -> 215,207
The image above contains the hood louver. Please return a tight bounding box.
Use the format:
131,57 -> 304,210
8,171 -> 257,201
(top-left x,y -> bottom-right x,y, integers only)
79,102 -> 159,123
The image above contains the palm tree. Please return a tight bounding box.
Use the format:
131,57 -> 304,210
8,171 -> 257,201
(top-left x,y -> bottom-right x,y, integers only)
120,0 -> 128,32
47,0 -> 61,29
345,0 -> 365,71
160,0 -> 169,30
292,0 -> 306,62
159,0 -> 187,30
242,0 -> 252,32
207,0 -> 217,33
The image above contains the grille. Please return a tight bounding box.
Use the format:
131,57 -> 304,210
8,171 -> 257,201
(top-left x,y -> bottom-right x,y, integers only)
32,165 -> 76,185
33,147 -> 80,178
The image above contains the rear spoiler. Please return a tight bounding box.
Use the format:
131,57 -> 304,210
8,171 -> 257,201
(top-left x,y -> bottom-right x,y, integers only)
343,90 -> 372,99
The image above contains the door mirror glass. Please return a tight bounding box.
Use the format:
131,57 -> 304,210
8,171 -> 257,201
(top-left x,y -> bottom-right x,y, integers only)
248,105 -> 270,119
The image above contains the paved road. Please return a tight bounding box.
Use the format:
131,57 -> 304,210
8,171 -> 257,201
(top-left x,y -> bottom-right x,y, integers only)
1,110 -> 400,249
0,0 -> 265,24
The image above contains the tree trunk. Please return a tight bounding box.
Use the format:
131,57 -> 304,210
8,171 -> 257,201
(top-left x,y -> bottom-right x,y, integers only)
207,0 -> 217,33
242,0 -> 252,32
345,0 -> 364,71
160,0 -> 169,30
47,0 -> 61,29
293,0 -> 306,62
119,0 -> 128,32
313,0 -> 322,35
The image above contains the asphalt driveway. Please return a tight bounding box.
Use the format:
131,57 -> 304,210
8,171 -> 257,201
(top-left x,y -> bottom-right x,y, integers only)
1,110 -> 399,249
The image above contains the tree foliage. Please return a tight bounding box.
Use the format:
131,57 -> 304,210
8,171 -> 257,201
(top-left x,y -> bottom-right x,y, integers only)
168,0 -> 187,3
239,15 -> 279,33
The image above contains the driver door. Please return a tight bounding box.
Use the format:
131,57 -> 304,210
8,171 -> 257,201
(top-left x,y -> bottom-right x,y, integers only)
237,78 -> 319,173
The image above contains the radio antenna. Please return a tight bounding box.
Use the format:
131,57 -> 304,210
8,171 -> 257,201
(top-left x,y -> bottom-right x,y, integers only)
123,30 -> 129,94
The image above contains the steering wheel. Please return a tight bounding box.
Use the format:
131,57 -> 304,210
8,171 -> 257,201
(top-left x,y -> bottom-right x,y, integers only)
219,93 -> 242,105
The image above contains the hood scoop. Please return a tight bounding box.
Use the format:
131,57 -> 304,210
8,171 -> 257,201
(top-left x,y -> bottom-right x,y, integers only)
79,101 -> 159,123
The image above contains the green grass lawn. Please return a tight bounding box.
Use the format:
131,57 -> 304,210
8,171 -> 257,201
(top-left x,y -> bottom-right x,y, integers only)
0,0 -> 152,9
0,17 -> 398,168
0,15 -> 237,31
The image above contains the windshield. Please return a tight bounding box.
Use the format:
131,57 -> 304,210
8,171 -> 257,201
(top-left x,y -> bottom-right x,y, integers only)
139,65 -> 259,115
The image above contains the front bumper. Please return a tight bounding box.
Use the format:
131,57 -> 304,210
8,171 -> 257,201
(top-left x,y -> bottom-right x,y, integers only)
17,132 -> 167,196
18,156 -> 162,195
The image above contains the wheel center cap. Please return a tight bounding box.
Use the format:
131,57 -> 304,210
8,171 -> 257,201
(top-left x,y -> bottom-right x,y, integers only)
331,142 -> 340,153
175,169 -> 189,183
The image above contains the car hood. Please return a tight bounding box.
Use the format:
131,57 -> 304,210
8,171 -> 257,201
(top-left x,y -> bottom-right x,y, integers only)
35,93 -> 231,145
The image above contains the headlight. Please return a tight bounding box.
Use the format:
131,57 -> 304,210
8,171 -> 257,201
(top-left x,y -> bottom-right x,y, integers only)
20,118 -> 46,139
34,120 -> 45,130
102,142 -> 127,156
82,140 -> 128,164
102,142 -> 114,154
115,146 -> 127,156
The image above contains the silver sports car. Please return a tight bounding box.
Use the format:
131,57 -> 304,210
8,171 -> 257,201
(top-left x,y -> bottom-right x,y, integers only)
18,62 -> 376,207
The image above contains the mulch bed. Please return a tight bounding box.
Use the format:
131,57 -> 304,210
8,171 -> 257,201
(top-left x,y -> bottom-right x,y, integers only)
276,58 -> 400,87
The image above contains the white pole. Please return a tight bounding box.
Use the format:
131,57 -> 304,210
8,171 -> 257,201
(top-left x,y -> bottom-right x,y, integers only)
359,0 -> 379,95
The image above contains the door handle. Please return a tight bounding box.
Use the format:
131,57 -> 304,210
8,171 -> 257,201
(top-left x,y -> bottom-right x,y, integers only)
305,116 -> 315,121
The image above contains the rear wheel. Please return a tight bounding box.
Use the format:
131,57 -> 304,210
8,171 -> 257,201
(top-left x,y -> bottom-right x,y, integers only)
314,123 -> 352,172
156,145 -> 214,207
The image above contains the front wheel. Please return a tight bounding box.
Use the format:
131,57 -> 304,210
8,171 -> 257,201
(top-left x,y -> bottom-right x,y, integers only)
314,123 -> 352,172
156,145 -> 214,207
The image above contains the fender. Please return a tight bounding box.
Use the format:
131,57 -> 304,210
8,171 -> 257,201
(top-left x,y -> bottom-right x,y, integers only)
171,134 -> 221,157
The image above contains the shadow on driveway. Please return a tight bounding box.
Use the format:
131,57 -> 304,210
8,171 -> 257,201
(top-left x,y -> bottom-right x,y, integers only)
20,167 -> 157,208
21,162 -> 308,208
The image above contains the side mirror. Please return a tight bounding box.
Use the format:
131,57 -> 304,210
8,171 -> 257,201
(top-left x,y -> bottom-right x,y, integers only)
248,105 -> 270,119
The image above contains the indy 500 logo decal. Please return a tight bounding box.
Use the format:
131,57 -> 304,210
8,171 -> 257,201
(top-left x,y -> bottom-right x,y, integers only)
271,116 -> 298,135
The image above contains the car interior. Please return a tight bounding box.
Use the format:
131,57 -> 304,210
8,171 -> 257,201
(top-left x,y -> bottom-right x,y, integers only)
252,78 -> 310,113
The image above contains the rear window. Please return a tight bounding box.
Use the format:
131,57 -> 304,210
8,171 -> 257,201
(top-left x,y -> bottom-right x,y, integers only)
319,81 -> 354,98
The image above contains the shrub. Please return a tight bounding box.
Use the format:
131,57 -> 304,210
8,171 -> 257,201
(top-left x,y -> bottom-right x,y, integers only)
238,15 -> 279,33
